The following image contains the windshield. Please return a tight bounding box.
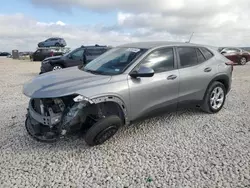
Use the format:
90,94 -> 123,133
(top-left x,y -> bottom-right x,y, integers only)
82,47 -> 147,75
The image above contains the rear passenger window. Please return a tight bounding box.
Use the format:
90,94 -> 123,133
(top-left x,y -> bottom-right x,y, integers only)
140,48 -> 174,73
177,47 -> 198,67
200,47 -> 214,60
196,48 -> 206,63
87,48 -> 106,55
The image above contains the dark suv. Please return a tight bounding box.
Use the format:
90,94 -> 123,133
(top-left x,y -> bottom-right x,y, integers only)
39,45 -> 111,74
30,48 -> 68,61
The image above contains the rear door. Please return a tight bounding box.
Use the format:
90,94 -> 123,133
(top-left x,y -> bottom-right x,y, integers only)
85,48 -> 104,63
41,49 -> 51,60
128,47 -> 180,120
176,46 -> 217,103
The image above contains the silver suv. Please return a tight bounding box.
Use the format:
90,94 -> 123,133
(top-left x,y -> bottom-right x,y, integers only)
23,42 -> 233,146
38,37 -> 67,47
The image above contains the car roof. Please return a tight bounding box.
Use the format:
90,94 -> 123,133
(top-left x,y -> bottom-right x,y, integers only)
116,41 -> 214,49
221,47 -> 241,49
80,45 -> 109,49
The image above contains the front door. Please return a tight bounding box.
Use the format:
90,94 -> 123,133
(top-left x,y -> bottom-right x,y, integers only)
66,48 -> 84,67
128,47 -> 180,121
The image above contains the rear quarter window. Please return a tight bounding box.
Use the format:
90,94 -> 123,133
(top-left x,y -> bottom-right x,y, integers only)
87,48 -> 107,55
199,47 -> 214,60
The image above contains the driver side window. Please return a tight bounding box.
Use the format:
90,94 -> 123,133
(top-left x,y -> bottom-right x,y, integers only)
71,49 -> 84,60
139,48 -> 174,73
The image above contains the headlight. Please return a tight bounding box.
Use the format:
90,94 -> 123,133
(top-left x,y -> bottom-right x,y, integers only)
73,95 -> 94,104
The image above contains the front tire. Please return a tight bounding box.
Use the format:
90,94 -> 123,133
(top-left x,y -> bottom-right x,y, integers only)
84,115 -> 122,146
52,64 -> 63,71
201,81 -> 226,113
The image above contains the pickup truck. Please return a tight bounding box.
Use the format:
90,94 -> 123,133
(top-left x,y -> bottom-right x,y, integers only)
30,48 -> 66,61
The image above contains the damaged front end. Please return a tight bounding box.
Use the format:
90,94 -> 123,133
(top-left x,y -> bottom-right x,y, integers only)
25,95 -> 95,142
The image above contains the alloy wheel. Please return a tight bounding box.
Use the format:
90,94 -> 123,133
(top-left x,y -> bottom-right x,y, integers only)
52,66 -> 62,71
210,87 -> 225,110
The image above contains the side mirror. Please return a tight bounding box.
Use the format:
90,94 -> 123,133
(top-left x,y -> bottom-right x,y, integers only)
129,66 -> 154,78
68,54 -> 73,59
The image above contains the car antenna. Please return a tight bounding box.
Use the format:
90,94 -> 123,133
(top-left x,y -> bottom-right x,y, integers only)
186,32 -> 194,43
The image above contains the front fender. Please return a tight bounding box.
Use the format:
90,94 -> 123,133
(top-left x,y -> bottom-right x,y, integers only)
90,95 -> 129,125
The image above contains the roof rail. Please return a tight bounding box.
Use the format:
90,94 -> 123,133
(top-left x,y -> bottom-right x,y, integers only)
81,44 -> 108,48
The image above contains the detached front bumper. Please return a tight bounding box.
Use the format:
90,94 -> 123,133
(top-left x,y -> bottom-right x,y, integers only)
27,99 -> 62,127
25,97 -> 90,142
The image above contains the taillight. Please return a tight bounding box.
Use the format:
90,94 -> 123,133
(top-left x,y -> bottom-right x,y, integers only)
50,51 -> 54,56
225,62 -> 234,72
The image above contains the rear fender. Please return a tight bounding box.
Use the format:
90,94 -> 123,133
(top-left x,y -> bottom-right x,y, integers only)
203,74 -> 230,100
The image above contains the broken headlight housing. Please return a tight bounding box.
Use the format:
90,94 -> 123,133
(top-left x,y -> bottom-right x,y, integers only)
73,95 -> 94,104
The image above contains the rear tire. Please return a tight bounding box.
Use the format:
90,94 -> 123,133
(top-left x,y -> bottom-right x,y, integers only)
84,115 -> 122,146
201,81 -> 226,114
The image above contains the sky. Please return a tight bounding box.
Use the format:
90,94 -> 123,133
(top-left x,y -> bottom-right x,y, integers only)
1,0 -> 250,52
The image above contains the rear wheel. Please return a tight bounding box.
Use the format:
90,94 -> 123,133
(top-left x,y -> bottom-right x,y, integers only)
239,57 -> 247,65
201,81 -> 226,113
84,115 -> 122,146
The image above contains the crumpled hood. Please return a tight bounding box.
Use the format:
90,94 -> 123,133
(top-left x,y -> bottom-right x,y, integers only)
23,67 -> 112,98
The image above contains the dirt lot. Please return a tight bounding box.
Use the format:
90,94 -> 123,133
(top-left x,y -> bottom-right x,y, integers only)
0,57 -> 249,188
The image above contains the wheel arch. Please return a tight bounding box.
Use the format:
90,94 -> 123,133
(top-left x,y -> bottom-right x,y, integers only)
204,74 -> 230,99
50,60 -> 65,68
91,95 -> 129,125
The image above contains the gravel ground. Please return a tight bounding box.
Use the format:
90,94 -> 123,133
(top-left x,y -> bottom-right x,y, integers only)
0,57 -> 249,188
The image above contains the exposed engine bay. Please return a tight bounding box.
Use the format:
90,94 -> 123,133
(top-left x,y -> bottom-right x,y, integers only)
25,95 -> 125,142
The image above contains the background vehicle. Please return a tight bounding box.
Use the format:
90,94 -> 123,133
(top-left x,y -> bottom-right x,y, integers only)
23,41 -> 233,146
30,48 -> 69,61
218,47 -> 250,65
38,37 -> 67,47
39,44 -> 111,74
0,52 -> 11,56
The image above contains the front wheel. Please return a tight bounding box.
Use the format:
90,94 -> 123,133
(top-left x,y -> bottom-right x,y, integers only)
84,115 -> 123,146
52,64 -> 63,71
201,81 -> 226,113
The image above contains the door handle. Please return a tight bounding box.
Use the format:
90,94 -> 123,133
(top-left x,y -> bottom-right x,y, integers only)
204,67 -> 212,72
167,75 -> 177,80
